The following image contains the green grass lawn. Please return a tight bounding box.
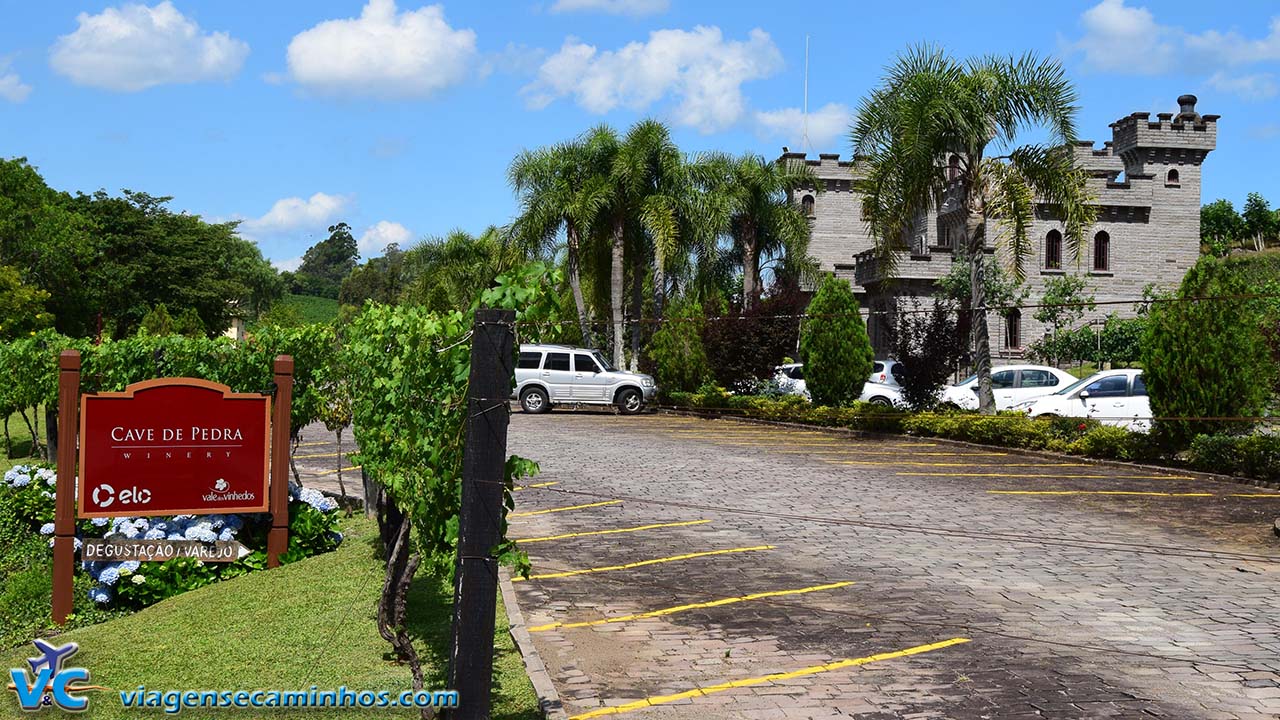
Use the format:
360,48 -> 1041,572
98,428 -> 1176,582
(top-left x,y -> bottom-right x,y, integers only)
3,407 -> 45,474
0,515 -> 540,719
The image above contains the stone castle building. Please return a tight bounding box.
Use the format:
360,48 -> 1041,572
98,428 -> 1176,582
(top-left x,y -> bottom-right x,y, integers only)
782,94 -> 1218,360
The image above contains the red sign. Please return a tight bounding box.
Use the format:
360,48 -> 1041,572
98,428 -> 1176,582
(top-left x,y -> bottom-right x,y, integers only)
78,379 -> 270,517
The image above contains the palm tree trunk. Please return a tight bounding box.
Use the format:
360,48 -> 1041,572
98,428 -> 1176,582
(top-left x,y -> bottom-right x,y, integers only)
566,222 -> 592,347
652,252 -> 665,321
610,217 -> 626,370
742,224 -> 760,311
967,211 -> 996,414
629,243 -> 643,372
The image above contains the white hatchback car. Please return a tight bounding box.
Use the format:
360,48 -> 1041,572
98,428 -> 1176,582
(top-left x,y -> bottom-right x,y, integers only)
513,344 -> 656,414
1016,369 -> 1151,431
941,365 -> 1078,411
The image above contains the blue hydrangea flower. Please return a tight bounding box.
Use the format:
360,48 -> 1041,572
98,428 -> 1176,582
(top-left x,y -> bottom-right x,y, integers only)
184,523 -> 218,542
89,585 -> 112,604
36,468 -> 56,486
91,517 -> 109,527
218,527 -> 236,542
39,523 -> 55,535
119,560 -> 140,573
98,566 -> 120,586
329,530 -> 344,545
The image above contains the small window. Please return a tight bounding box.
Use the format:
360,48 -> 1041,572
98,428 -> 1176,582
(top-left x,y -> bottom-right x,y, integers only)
1003,310 -> 1021,349
801,194 -> 815,217
574,354 -> 599,373
947,154 -> 960,181
546,352 -> 570,371
890,364 -> 906,382
1083,375 -> 1128,398
1093,231 -> 1110,271
516,351 -> 543,369
1045,230 -> 1062,270
1131,374 -> 1147,396
1165,168 -> 1179,186
1019,369 -> 1057,388
872,362 -> 884,374
992,370 -> 1016,389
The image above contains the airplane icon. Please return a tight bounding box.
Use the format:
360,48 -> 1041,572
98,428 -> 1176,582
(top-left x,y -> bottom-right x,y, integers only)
27,639 -> 79,676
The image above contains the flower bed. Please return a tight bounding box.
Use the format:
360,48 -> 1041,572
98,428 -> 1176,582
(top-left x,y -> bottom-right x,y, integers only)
2,465 -> 343,610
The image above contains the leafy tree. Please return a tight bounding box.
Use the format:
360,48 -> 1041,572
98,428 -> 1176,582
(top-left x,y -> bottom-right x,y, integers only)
646,297 -> 712,394
339,243 -> 405,307
887,297 -> 965,409
294,223 -> 358,299
701,278 -> 807,391
799,275 -> 874,406
1242,192 -> 1278,252
694,152 -> 818,310
1142,255 -> 1276,445
0,265 -> 52,340
852,47 -> 1095,413
1032,274 -> 1095,364
1201,199 -> 1244,256
400,227 -> 534,313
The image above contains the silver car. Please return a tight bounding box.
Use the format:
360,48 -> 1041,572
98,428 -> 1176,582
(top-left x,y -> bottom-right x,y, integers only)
513,344 -> 657,414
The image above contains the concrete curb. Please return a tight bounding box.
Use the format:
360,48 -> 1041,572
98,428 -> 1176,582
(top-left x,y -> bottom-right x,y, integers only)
499,568 -> 567,720
658,408 -> 1280,491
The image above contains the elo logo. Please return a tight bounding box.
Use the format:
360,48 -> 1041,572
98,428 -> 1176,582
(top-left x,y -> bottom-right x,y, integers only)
90,484 -> 152,509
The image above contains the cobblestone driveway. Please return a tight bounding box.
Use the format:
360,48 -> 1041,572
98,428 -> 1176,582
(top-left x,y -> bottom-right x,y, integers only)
506,411 -> 1280,720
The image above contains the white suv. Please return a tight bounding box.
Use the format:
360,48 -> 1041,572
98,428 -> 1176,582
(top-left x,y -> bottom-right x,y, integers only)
513,344 -> 656,414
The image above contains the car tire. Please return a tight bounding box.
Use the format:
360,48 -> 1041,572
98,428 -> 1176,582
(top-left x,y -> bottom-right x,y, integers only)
868,396 -> 892,407
616,387 -> 643,415
520,387 -> 550,414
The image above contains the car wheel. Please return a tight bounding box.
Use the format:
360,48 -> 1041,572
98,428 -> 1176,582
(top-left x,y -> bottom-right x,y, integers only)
520,387 -> 550,414
616,388 -> 643,415
868,396 -> 892,407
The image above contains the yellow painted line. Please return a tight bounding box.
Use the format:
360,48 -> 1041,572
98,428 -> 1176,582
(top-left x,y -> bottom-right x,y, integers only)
567,637 -> 972,719
518,519 -> 711,544
832,461 -> 1089,467
900,472 -> 1196,479
779,450 -> 1009,456
513,481 -> 560,491
531,581 -> 853,632
712,440 -> 935,447
988,490 -> 1213,497
313,465 -> 361,476
293,451 -> 355,459
509,500 -> 622,518
295,441 -> 333,447
1230,493 -> 1280,498
512,545 -> 775,583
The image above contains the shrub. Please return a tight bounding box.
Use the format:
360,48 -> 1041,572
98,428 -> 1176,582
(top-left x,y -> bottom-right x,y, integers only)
887,297 -> 964,410
702,284 -> 806,392
799,275 -> 874,407
647,298 -> 713,395
1187,434 -> 1280,482
1143,255 -> 1277,445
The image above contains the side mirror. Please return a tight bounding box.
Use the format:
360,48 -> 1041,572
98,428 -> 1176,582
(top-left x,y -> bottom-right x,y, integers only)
1079,390 -> 1090,400
971,387 -> 979,393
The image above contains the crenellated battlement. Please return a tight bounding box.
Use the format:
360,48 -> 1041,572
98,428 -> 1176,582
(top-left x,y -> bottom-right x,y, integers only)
1110,95 -> 1217,176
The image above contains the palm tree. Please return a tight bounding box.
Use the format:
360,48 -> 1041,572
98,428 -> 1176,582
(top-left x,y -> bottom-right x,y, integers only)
400,226 -> 529,312
509,137 -> 611,347
696,153 -> 819,310
852,47 -> 1095,413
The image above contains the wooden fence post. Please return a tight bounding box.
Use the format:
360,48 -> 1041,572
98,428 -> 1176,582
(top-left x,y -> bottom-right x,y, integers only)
53,350 -> 80,625
448,308 -> 515,720
267,355 -> 294,569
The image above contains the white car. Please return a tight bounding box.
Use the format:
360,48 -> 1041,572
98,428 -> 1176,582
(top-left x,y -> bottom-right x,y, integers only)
774,363 -> 807,397
773,363 -> 905,407
941,365 -> 1078,411
1016,369 -> 1151,431
513,344 -> 656,414
859,382 -> 907,408
869,360 -> 904,388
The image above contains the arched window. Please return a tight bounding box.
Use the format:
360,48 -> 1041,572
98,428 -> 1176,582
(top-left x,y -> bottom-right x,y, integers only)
1093,231 -> 1110,271
1004,309 -> 1022,349
801,194 -> 815,217
1045,229 -> 1062,270
1166,168 -> 1180,186
947,155 -> 960,181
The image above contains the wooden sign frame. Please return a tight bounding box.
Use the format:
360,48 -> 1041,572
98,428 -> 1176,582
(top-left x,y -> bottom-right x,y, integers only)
52,351 -> 295,625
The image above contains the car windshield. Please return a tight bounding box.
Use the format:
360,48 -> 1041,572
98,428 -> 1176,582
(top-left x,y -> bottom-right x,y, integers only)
955,374 -> 976,387
591,350 -> 616,372
1054,375 -> 1095,396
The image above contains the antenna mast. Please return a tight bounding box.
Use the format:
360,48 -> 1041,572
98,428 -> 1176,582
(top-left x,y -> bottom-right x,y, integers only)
803,35 -> 810,151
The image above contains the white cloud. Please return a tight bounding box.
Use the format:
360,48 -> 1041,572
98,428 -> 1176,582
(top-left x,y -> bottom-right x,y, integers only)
272,256 -> 304,273
549,0 -> 669,16
1206,71 -> 1278,101
0,60 -> 31,102
357,220 -> 412,256
286,0 -> 477,99
754,103 -> 851,150
49,2 -> 248,92
1071,0 -> 1280,78
240,192 -> 353,235
523,26 -> 783,133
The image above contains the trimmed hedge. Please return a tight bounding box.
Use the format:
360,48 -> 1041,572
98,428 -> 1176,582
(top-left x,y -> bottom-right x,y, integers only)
1187,434 -> 1280,482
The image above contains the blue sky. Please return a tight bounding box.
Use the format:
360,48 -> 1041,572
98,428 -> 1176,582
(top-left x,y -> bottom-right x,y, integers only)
1,0 -> 1278,269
